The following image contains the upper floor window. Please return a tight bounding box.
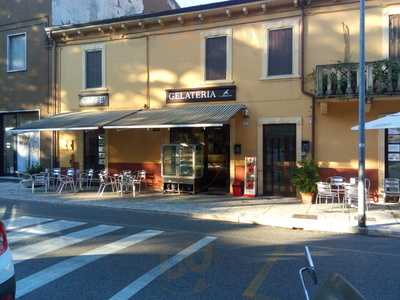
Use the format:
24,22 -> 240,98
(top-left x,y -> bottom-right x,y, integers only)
83,44 -> 105,89
201,28 -> 232,82
263,17 -> 300,79
7,33 -> 27,72
389,14 -> 400,59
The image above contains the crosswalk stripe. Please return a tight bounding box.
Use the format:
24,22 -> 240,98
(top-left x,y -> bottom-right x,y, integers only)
109,236 -> 217,300
4,216 -> 53,231
12,224 -> 122,264
8,220 -> 85,243
15,229 -> 163,299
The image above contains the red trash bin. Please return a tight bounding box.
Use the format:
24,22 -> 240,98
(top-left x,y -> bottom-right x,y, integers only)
232,180 -> 244,197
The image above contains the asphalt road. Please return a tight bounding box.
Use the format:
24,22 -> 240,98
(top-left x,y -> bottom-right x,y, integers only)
0,198 -> 399,300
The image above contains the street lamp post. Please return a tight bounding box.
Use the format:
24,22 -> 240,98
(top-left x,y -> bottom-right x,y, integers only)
358,0 -> 366,228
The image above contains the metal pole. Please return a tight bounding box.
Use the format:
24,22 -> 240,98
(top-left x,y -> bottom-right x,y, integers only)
358,0 -> 366,228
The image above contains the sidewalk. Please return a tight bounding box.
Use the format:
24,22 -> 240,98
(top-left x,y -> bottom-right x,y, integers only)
1,182 -> 400,238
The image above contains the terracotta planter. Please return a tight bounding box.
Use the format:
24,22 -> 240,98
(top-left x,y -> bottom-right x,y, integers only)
299,192 -> 315,204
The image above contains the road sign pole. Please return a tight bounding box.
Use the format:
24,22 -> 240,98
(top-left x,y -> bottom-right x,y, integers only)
358,0 -> 366,228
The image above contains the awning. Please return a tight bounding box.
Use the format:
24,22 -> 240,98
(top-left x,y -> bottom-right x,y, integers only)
103,104 -> 246,129
11,110 -> 138,133
352,112 -> 400,130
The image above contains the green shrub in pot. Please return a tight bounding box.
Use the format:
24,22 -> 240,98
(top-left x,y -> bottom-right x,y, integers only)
291,160 -> 320,203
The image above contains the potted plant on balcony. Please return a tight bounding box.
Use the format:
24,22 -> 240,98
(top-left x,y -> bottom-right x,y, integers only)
291,160 -> 320,203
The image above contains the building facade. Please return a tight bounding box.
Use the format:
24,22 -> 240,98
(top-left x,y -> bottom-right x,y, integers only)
0,0 -> 53,175
0,0 -> 179,176
18,0 -> 400,197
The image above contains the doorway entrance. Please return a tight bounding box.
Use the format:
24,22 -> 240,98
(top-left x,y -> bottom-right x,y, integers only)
263,124 -> 296,196
84,130 -> 106,172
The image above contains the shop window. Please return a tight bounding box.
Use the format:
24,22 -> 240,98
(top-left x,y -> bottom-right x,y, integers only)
7,33 -> 27,72
83,44 -> 105,89
201,28 -> 232,82
263,17 -> 300,79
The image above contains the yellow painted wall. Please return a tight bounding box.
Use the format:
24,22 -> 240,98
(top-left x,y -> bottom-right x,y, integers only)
56,1 -> 400,192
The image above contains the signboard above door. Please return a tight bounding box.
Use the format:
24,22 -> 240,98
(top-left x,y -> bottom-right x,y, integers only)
166,86 -> 236,104
80,94 -> 109,107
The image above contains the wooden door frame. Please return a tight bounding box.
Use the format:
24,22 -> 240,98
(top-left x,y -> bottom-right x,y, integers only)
257,117 -> 302,195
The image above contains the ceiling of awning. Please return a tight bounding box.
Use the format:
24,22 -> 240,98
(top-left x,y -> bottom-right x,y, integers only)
103,104 -> 246,129
11,110 -> 138,133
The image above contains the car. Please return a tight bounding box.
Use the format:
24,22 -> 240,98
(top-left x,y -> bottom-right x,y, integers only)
0,221 -> 15,300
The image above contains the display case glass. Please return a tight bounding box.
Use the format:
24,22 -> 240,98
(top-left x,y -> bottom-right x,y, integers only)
162,144 -> 204,179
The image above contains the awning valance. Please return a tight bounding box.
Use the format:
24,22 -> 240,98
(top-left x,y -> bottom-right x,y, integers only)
103,104 -> 246,129
11,110 -> 138,133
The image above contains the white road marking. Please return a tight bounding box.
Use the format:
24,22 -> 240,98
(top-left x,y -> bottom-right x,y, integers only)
12,224 -> 121,264
109,236 -> 217,300
8,220 -> 85,243
3,216 -> 52,231
16,229 -> 163,299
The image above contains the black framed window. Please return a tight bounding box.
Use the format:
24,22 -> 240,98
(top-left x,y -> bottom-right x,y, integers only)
85,50 -> 103,89
205,36 -> 227,81
267,28 -> 293,76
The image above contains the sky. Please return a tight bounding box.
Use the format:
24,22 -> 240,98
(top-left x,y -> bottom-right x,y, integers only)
176,0 -> 227,8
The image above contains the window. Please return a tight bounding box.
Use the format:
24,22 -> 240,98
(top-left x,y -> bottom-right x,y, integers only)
205,36 -> 227,81
263,17 -> 300,79
268,28 -> 293,76
389,14 -> 400,59
201,28 -> 232,82
7,33 -> 27,72
83,44 -> 105,89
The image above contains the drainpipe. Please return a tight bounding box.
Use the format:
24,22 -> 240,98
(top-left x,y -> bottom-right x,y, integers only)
300,0 -> 316,160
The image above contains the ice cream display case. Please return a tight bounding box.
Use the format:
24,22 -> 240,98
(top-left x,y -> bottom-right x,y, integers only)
161,144 -> 204,194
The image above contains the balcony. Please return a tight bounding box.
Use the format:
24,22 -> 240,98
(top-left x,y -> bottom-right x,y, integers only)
315,60 -> 400,99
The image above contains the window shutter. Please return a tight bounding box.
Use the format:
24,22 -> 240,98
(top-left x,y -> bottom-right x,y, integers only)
268,28 -> 293,76
205,36 -> 227,81
390,15 -> 400,59
86,50 -> 102,89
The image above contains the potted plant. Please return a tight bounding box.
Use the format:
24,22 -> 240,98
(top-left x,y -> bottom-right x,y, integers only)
291,160 -> 320,203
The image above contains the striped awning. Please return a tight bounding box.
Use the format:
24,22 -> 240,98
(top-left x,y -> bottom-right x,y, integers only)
103,104 -> 246,129
10,110 -> 138,133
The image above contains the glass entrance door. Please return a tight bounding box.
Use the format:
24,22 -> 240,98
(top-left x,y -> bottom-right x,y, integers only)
263,124 -> 296,196
84,130 -> 106,171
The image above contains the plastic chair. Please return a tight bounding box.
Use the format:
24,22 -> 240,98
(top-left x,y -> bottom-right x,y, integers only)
31,173 -> 49,193
316,182 -> 335,204
57,169 -> 76,193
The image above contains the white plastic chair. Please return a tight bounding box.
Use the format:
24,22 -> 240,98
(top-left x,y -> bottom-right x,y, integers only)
316,182 -> 335,205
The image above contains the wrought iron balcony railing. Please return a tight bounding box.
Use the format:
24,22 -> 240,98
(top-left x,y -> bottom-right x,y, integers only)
315,60 -> 400,98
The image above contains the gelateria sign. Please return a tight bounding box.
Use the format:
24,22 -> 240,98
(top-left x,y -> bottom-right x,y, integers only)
166,86 -> 236,103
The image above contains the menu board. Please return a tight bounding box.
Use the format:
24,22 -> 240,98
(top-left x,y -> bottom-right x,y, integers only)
244,157 -> 257,197
387,129 -> 400,178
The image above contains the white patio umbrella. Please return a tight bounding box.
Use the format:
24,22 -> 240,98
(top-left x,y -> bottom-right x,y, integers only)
352,112 -> 400,130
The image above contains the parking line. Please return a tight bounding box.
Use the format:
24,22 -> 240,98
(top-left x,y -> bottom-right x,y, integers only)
8,220 -> 85,243
243,245 -> 286,299
4,216 -> 53,231
109,236 -> 217,300
16,229 -> 163,299
12,224 -> 121,263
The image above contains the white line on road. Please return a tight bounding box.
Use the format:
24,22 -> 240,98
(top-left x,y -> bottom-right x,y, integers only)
109,236 -> 217,300
12,224 -> 121,264
16,229 -> 163,299
8,220 -> 85,243
4,216 -> 53,231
